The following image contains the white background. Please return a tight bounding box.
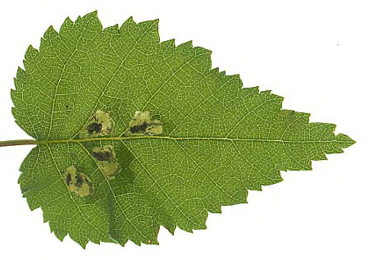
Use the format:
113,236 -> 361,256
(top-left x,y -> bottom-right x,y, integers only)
0,0 -> 367,259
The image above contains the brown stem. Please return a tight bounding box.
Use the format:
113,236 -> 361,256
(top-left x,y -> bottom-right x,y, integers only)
0,139 -> 37,147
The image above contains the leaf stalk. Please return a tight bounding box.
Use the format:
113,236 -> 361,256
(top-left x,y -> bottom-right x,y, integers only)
0,139 -> 37,147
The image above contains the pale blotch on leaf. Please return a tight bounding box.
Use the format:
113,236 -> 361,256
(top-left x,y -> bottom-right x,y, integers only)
79,110 -> 114,138
92,145 -> 121,180
64,165 -> 93,197
128,111 -> 163,135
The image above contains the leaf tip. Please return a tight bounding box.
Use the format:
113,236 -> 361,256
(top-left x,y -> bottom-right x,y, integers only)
336,133 -> 356,148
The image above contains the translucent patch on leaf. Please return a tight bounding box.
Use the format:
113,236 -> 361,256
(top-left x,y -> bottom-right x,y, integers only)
64,166 -> 93,197
92,145 -> 121,180
128,111 -> 162,135
79,110 -> 114,138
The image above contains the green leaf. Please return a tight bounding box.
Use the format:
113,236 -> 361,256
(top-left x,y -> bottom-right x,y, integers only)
10,11 -> 355,248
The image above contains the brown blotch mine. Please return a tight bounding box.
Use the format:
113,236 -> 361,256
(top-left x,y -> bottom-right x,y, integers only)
128,111 -> 162,135
79,110 -> 114,138
92,145 -> 121,180
64,166 -> 93,197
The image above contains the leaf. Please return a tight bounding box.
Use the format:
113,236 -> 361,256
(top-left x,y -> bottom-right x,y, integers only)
10,11 -> 355,248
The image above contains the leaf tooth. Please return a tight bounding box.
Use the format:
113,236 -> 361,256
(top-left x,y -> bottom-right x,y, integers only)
24,45 -> 39,62
77,10 -> 102,32
59,16 -> 74,35
119,16 -> 136,35
194,45 -> 212,57
138,19 -> 159,27
177,40 -> 193,52
115,237 -> 129,247
11,107 -> 18,122
90,10 -> 98,17
160,39 -> 175,52
14,66 -> 26,82
127,16 -> 135,23
217,72 -> 243,90
211,67 -> 220,74
308,122 -> 337,134
103,24 -> 119,35
130,239 -> 143,246
137,19 -> 160,43
10,88 -> 16,102
43,25 -> 58,39
260,89 -> 272,95
75,15 -> 82,24
313,153 -> 328,161
49,225 -> 68,242
74,11 -> 98,28
302,111 -> 311,122
228,72 -> 241,79
248,85 -> 260,93
81,10 -> 98,21
121,16 -> 136,31
163,223 -> 176,235
39,26 -> 58,55
69,234 -> 88,249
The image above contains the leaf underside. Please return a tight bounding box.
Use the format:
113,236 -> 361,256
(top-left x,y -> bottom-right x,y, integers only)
11,11 -> 355,248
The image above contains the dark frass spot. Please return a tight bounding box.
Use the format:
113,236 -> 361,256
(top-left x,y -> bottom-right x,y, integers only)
87,122 -> 102,135
66,173 -> 72,186
93,151 -> 113,162
130,122 -> 148,133
75,173 -> 84,188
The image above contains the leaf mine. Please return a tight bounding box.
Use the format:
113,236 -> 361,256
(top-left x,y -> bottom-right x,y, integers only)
79,110 -> 114,138
64,165 -> 93,197
128,111 -> 163,135
92,145 -> 121,180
